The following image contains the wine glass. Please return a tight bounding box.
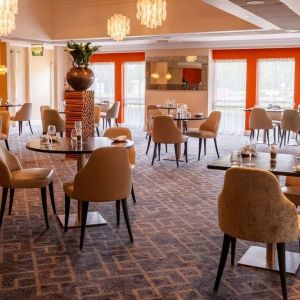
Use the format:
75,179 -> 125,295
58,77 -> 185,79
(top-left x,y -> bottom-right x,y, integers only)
47,125 -> 56,144
245,139 -> 256,167
74,121 -> 82,130
230,151 -> 242,167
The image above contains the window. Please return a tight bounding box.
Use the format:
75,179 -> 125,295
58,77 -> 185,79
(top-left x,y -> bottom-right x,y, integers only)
124,62 -> 145,128
257,58 -> 295,108
213,59 -> 247,134
91,63 -> 115,102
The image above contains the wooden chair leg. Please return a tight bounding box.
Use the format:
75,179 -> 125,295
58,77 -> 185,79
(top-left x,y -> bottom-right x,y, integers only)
277,243 -> 287,300
146,135 -> 151,155
214,138 -> 220,158
131,183 -> 136,203
18,121 -> 22,136
198,138 -> 202,161
80,201 -> 89,249
204,139 -> 207,155
108,119 -> 112,128
278,125 -> 281,142
121,198 -> 134,242
151,143 -> 157,166
116,200 -> 120,226
28,120 -> 33,134
48,182 -> 56,214
40,187 -> 49,229
158,143 -> 161,161
64,194 -> 70,232
231,237 -> 236,266
174,144 -> 179,168
0,188 -> 8,226
102,118 -> 105,129
8,188 -> 15,215
214,234 -> 231,291
4,139 -> 9,151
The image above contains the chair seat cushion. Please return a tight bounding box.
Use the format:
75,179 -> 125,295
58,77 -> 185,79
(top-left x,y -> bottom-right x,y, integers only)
63,181 -> 74,197
100,112 -> 107,118
185,129 -> 215,139
282,186 -> 300,207
181,135 -> 188,142
0,133 -> 8,140
11,168 -> 54,188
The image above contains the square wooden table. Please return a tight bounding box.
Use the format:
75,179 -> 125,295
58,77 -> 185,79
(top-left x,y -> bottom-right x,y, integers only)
207,152 -> 300,274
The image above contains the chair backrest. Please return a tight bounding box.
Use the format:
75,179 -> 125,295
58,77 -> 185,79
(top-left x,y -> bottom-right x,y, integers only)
40,105 -> 51,120
15,103 -> 32,121
94,105 -> 101,125
281,109 -> 300,131
72,147 -> 132,202
106,101 -> 120,119
218,167 -> 299,244
0,111 -> 10,135
152,115 -> 182,144
147,109 -> 163,132
285,176 -> 300,187
147,105 -> 159,114
104,127 -> 135,165
100,102 -> 110,113
42,109 -> 65,133
200,111 -> 221,134
249,108 -> 273,129
0,143 -> 22,187
268,111 -> 283,122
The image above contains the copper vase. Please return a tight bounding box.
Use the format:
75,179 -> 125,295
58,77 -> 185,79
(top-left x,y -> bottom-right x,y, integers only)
66,67 -> 95,91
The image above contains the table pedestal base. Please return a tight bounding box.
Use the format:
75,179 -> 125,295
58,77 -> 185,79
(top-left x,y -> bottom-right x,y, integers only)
57,212 -> 107,228
238,246 -> 300,274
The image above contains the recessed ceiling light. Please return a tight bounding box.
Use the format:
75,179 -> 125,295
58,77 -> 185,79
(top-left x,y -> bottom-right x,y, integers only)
246,0 -> 265,4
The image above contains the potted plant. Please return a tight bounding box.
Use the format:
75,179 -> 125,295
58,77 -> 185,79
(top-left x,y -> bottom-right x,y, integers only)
65,41 -> 100,91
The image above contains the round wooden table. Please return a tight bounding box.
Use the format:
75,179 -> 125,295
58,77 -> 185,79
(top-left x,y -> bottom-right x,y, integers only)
26,136 -> 134,228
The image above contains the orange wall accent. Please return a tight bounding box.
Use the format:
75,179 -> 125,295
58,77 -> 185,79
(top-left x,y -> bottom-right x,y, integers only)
213,48 -> 300,129
182,68 -> 201,84
90,52 -> 145,123
0,42 -> 8,104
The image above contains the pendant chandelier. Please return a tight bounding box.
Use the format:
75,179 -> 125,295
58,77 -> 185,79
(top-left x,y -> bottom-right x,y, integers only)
0,0 -> 18,36
136,0 -> 167,29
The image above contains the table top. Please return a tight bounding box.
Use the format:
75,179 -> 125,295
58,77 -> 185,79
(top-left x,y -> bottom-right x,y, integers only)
0,103 -> 22,108
157,105 -> 178,110
207,152 -> 300,177
173,116 -> 207,121
244,108 -> 284,113
26,137 -> 134,155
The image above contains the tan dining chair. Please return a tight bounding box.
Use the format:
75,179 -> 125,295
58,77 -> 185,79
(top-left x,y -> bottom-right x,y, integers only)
151,115 -> 188,167
40,105 -> 51,121
94,105 -> 101,136
10,103 -> 33,135
279,109 -> 300,147
104,127 -> 136,203
102,101 -> 120,128
63,147 -> 133,249
282,176 -> 300,207
268,111 -> 283,143
146,105 -> 159,139
100,101 -> 110,128
146,109 -> 164,155
0,111 -> 10,150
214,167 -> 299,300
185,111 -> 221,160
0,144 -> 56,229
249,108 -> 275,145
42,109 -> 66,137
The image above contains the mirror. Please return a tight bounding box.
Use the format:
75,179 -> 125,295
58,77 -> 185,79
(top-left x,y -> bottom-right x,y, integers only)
146,56 -> 208,91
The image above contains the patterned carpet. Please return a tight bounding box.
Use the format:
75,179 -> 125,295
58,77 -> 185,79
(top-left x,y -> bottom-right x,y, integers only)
1,123 -> 300,300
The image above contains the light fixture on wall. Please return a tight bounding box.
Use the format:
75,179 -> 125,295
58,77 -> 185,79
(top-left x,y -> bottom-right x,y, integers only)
151,72 -> 159,79
165,73 -> 172,80
0,65 -> 7,75
137,0 -> 167,29
31,44 -> 44,56
0,0 -> 18,36
186,56 -> 197,63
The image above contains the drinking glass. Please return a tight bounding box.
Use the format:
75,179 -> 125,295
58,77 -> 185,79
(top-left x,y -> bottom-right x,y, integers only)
245,139 -> 256,167
47,125 -> 56,144
230,151 -> 242,167
74,121 -> 82,130
71,129 -> 77,141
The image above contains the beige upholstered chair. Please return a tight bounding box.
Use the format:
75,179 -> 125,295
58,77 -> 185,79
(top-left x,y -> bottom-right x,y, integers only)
63,147 -> 133,249
94,105 -> 101,136
42,109 -> 66,137
268,111 -> 283,142
0,144 -> 56,229
102,101 -> 120,128
214,167 -> 299,300
152,115 -> 188,167
249,108 -> 275,145
10,103 -> 33,135
40,105 -> 51,121
185,111 -> 221,160
282,176 -> 300,207
0,111 -> 10,150
280,109 -> 300,147
104,127 -> 136,203
145,105 -> 159,138
146,109 -> 164,155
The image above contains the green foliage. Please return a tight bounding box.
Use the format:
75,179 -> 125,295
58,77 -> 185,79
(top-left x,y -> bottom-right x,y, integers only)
65,40 -> 100,67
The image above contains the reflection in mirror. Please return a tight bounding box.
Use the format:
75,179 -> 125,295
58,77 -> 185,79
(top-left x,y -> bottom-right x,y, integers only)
146,56 -> 208,91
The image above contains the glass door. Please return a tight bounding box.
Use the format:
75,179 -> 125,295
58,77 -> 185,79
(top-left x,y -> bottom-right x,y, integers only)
124,62 -> 145,128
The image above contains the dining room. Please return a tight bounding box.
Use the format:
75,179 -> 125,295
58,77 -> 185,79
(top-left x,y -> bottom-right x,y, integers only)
3,0 -> 300,299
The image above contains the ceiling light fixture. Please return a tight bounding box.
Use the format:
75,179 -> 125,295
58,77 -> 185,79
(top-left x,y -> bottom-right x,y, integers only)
137,0 -> 167,29
246,1 -> 265,5
186,56 -> 197,63
107,13 -> 130,41
0,0 -> 18,36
